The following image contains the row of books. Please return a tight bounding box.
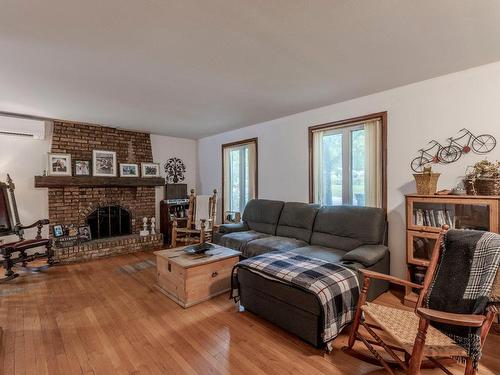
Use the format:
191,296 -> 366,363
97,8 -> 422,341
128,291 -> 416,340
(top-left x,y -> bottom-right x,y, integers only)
414,209 -> 455,228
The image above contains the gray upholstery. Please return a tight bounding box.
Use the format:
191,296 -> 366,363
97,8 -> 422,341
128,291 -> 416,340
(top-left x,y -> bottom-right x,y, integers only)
310,206 -> 386,251
290,245 -> 347,264
237,250 -> 391,347
223,200 -> 390,348
218,222 -> 248,234
218,230 -> 270,251
242,199 -> 284,235
243,236 -> 308,258
342,244 -> 389,267
276,202 -> 319,242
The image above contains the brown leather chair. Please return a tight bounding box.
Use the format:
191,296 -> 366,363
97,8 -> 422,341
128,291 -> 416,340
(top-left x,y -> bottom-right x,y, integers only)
0,174 -> 53,282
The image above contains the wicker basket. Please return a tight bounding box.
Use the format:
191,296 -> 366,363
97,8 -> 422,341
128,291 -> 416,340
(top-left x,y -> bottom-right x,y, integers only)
413,172 -> 440,195
467,177 -> 500,196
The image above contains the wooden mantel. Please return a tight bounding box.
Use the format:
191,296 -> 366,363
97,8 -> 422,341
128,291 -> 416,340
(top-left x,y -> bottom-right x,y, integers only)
34,175 -> 164,188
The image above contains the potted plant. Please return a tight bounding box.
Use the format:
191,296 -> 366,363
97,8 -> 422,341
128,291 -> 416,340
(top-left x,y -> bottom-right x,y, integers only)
465,160 -> 500,195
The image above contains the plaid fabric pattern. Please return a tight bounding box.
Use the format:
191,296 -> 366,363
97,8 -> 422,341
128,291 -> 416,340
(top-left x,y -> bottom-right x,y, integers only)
464,232 -> 500,299
232,251 -> 359,343
426,230 -> 500,368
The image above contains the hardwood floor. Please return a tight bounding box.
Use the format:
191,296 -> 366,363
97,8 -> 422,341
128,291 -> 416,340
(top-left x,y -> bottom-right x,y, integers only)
0,251 -> 498,375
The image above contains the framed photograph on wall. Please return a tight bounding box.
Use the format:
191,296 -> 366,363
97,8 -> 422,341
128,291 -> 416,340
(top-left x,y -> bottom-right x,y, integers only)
78,225 -> 92,241
74,160 -> 91,176
141,162 -> 160,177
120,163 -> 139,177
92,150 -> 117,177
48,153 -> 72,176
53,224 -> 64,238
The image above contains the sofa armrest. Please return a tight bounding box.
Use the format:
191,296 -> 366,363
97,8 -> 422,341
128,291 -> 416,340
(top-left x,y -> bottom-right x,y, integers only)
342,244 -> 388,267
218,222 -> 249,234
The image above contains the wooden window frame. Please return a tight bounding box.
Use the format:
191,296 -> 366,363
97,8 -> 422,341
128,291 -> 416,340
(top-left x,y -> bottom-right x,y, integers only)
308,112 -> 387,210
221,137 -> 258,218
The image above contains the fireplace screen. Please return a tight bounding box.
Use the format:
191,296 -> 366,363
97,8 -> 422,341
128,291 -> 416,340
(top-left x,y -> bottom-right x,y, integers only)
86,205 -> 131,240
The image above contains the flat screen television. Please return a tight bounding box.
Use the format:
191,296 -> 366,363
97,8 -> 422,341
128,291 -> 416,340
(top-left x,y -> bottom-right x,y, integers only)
165,184 -> 187,200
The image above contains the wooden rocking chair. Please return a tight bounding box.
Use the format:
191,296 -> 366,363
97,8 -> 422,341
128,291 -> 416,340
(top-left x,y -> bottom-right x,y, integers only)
0,174 -> 54,282
343,225 -> 499,375
171,189 -> 217,248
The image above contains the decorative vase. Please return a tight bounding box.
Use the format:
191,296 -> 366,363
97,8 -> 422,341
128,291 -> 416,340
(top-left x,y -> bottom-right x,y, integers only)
413,169 -> 440,195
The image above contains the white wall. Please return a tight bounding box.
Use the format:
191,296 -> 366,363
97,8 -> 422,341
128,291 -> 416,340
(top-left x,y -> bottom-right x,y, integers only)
198,61 -> 500,278
0,134 -> 51,241
151,134 -> 198,220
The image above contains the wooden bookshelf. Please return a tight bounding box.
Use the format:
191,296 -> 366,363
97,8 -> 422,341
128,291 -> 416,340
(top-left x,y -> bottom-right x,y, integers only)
404,194 -> 500,306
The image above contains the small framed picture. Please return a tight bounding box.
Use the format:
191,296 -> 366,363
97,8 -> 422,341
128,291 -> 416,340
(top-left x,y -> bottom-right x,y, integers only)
74,160 -> 91,176
92,150 -> 117,177
141,162 -> 160,177
78,225 -> 92,241
48,153 -> 72,176
53,224 -> 64,238
120,163 -> 139,177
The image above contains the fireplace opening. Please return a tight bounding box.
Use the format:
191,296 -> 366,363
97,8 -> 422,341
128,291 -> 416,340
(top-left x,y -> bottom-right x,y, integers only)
86,205 -> 131,240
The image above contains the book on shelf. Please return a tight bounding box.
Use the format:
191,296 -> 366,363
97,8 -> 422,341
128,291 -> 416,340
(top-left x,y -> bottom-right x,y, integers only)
414,208 -> 455,228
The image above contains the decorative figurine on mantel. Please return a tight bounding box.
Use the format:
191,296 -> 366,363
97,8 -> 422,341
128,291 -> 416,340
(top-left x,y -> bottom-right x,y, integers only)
140,217 -> 149,236
150,217 -> 156,235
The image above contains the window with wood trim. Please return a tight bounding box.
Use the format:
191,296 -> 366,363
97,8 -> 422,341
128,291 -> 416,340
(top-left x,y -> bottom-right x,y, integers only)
222,138 -> 258,219
309,113 -> 387,208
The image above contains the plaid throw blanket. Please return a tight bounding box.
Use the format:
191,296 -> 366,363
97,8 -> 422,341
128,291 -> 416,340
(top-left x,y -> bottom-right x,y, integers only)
426,230 -> 500,368
231,251 -> 359,343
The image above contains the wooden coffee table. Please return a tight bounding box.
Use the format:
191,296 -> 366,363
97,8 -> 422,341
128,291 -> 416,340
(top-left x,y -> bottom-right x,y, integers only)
154,244 -> 241,308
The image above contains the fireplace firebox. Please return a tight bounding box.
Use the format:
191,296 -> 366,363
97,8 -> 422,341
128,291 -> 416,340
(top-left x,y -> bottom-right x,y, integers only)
86,205 -> 131,240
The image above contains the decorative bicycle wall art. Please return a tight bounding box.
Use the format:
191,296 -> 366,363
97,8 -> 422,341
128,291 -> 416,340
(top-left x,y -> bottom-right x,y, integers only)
410,128 -> 496,172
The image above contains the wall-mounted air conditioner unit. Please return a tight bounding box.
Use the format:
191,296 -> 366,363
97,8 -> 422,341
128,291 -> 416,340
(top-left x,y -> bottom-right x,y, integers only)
0,115 -> 52,140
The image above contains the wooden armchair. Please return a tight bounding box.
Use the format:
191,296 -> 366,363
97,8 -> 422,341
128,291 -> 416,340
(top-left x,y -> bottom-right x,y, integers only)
171,189 -> 217,248
0,175 -> 54,282
343,225 -> 499,375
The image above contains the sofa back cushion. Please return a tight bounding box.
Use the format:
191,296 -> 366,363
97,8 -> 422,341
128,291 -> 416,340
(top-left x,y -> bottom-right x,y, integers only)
311,206 -> 386,251
276,202 -> 319,242
242,199 -> 285,235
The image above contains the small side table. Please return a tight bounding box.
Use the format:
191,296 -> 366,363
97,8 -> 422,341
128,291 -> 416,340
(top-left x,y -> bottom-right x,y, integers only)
154,244 -> 241,308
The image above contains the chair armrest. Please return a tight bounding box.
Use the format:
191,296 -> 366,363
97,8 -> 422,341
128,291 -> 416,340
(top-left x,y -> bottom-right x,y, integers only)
417,307 -> 485,327
359,269 -> 423,290
17,219 -> 50,230
342,244 -> 388,267
218,222 -> 248,234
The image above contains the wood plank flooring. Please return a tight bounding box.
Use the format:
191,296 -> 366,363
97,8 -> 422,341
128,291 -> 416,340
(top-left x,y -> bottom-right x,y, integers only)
0,251 -> 498,374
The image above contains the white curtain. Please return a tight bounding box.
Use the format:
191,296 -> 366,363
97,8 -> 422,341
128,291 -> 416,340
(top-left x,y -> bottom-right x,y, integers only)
223,146 -> 231,214
312,130 -> 324,204
364,119 -> 383,208
247,142 -> 257,201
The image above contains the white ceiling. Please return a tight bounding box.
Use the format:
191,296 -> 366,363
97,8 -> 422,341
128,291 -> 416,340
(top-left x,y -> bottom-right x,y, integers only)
1,1 -> 500,139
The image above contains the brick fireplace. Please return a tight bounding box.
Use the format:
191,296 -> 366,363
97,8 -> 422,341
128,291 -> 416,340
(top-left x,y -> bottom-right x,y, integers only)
46,121 -> 163,262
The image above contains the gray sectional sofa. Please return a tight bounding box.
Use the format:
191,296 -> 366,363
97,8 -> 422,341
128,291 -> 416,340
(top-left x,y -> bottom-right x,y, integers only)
215,199 -> 389,347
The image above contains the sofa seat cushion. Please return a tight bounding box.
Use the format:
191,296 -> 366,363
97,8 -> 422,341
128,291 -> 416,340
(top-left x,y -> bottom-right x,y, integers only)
243,236 -> 307,258
290,245 -> 346,263
219,230 -> 270,251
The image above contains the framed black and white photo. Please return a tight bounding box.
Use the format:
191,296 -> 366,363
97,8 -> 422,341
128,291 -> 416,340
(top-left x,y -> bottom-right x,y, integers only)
48,153 -> 72,176
74,160 -> 91,176
141,162 -> 160,177
120,163 -> 139,177
92,150 -> 117,177
78,225 -> 92,241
